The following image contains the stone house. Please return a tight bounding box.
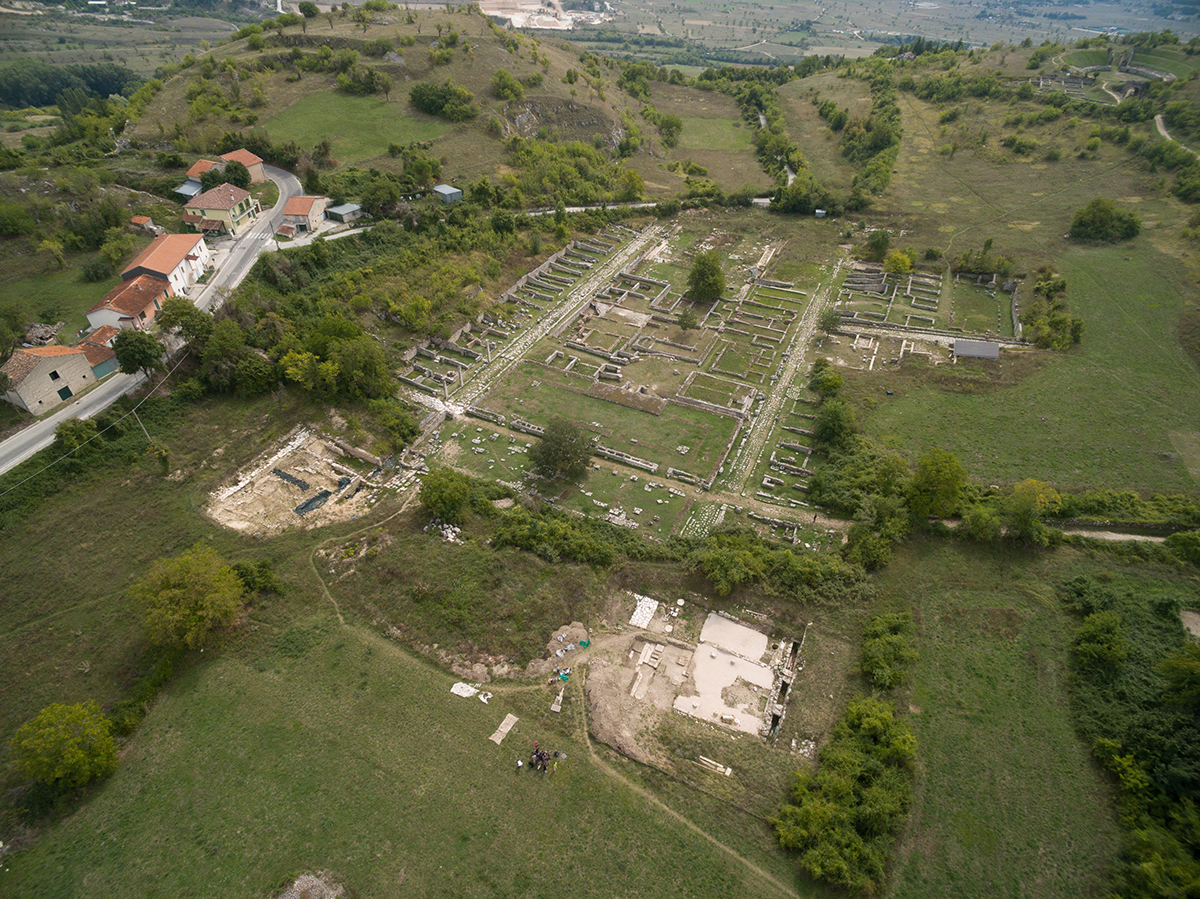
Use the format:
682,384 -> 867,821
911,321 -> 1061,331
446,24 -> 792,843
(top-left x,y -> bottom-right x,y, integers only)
1,345 -> 95,412
220,148 -> 266,183
281,195 -> 328,233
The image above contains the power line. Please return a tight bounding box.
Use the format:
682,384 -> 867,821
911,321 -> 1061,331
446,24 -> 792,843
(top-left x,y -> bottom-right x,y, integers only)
0,350 -> 190,501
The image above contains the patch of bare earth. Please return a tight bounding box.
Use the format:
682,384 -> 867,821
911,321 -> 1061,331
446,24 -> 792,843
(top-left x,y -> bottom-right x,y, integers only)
204,427 -> 386,537
274,871 -> 344,899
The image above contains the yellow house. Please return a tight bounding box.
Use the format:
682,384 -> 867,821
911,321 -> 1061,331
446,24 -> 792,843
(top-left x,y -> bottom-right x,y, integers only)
183,184 -> 261,237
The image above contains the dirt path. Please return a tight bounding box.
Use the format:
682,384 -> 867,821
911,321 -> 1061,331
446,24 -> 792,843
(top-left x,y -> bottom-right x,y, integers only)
455,226 -> 663,409
1155,114 -> 1196,155
1060,529 -> 1166,543
575,666 -> 802,899
726,254 -> 846,493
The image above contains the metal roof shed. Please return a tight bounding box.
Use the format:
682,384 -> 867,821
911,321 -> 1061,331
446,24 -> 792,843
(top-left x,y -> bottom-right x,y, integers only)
326,203 -> 363,222
954,339 -> 1000,360
433,184 -> 462,204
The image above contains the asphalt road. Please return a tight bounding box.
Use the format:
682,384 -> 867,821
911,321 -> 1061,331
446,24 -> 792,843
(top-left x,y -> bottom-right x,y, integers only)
0,167 -> 302,478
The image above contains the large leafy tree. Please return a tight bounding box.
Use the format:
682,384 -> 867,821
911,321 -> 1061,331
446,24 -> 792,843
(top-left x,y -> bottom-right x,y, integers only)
420,466 -> 471,523
112,328 -> 165,379
10,701 -> 118,790
908,448 -> 968,521
529,417 -> 593,482
155,297 -> 213,353
200,159 -> 251,192
129,544 -> 246,649
1069,196 -> 1141,241
686,249 -> 725,303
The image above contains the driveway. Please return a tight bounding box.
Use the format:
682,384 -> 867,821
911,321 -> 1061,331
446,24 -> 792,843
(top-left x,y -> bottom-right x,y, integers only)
0,166 -> 302,477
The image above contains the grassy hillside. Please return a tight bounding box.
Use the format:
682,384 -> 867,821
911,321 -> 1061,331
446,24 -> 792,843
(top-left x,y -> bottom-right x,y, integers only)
125,8 -> 655,193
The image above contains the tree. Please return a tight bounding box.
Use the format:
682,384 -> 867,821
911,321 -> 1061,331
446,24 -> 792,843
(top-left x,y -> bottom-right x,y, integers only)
865,229 -> 890,261
817,306 -> 841,334
10,701 -> 118,791
1004,478 -> 1061,544
1069,197 -> 1141,242
686,249 -> 725,304
155,296 -> 212,352
529,417 -> 593,482
298,0 -> 319,17
99,227 -> 135,269
908,448 -> 968,520
1160,642 -> 1200,709
200,318 -> 248,392
678,305 -> 699,331
491,68 -> 525,101
129,543 -> 246,650
420,466 -> 471,523
883,250 -> 912,274
54,417 -> 98,457
201,159 -> 251,192
112,329 -> 165,379
808,359 -> 843,398
813,398 -> 856,450
38,237 -> 65,270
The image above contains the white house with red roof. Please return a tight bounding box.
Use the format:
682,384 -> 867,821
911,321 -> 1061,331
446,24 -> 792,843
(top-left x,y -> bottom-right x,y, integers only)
78,326 -> 121,379
85,274 -> 172,331
1,345 -> 96,412
121,233 -> 210,294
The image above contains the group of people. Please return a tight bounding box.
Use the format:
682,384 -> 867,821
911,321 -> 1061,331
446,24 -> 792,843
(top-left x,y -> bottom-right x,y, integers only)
520,741 -> 564,774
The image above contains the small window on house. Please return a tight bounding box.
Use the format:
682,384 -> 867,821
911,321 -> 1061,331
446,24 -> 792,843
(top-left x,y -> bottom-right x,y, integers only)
49,370 -> 60,381
139,311 -> 147,320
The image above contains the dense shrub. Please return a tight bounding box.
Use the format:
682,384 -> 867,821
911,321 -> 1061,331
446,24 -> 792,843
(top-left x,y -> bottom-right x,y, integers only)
773,696 -> 916,893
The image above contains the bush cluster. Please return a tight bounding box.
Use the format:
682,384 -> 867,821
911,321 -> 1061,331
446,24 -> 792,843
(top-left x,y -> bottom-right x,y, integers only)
773,696 -> 916,893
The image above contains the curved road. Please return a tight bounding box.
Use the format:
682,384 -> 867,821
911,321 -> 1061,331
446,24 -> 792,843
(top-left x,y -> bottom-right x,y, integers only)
0,166 -> 302,477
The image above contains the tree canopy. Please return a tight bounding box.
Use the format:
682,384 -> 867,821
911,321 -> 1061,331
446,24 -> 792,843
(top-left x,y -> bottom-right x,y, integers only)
529,418 -> 593,482
1069,197 -> 1141,242
112,329 -> 165,379
10,701 -> 118,791
420,466 -> 471,523
200,159 -> 251,192
686,249 -> 725,303
129,543 -> 246,649
908,448 -> 968,520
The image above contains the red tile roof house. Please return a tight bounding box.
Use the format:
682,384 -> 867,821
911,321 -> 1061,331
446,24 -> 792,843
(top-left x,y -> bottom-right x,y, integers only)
121,233 -> 210,295
175,158 -> 223,199
86,274 -> 171,331
281,195 -> 328,233
1,345 -> 95,412
78,325 -> 121,379
183,184 -> 261,238
220,148 -> 266,183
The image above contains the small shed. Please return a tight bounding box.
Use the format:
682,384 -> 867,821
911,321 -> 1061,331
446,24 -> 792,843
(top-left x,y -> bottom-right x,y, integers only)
433,184 -> 463,205
953,339 -> 1000,360
326,203 -> 363,223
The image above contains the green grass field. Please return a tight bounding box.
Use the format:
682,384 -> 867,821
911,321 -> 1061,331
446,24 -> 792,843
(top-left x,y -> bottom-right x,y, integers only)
0,263 -> 125,342
264,91 -> 451,166
855,242 -> 1200,492
873,539 -> 1186,899
1,621 -> 799,899
1131,47 -> 1198,80
1062,48 -> 1110,69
